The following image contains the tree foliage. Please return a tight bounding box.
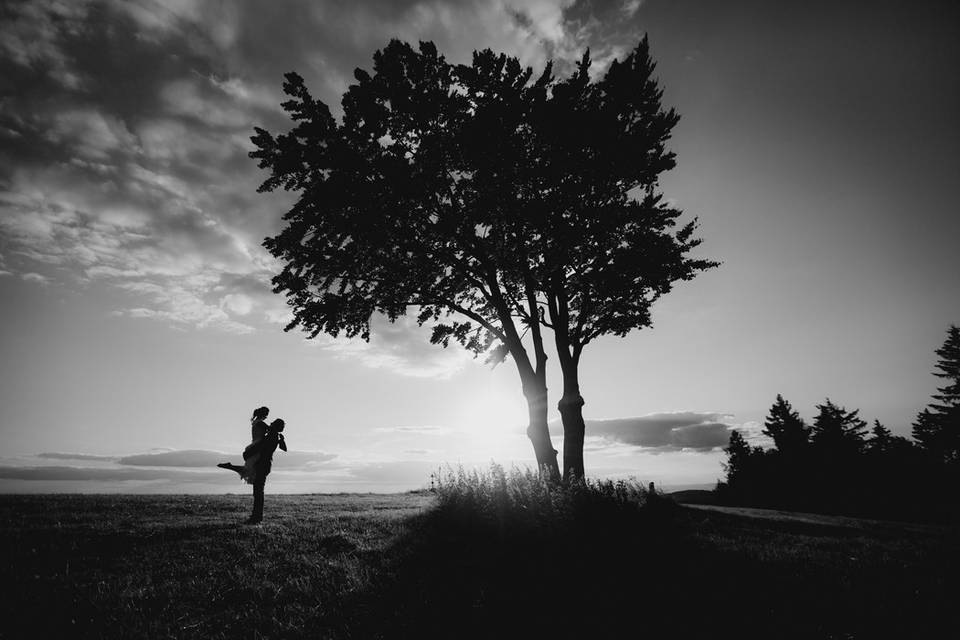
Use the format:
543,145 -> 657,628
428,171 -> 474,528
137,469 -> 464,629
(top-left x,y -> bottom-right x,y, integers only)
810,399 -> 867,456
913,325 -> 960,463
528,41 -> 717,351
762,394 -> 809,455
514,39 -> 718,479
252,40 -> 569,476
252,36 -> 715,479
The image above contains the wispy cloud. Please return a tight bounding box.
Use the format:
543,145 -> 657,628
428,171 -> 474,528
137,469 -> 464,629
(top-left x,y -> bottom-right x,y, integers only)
37,452 -> 118,462
313,315 -> 474,378
621,0 -> 644,19
0,0 -> 649,373
118,449 -> 337,469
552,412 -> 736,452
0,465 -> 227,483
374,425 -> 451,435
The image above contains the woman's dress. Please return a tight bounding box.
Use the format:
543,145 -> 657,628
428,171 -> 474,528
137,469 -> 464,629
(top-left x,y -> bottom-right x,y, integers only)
239,419 -> 269,484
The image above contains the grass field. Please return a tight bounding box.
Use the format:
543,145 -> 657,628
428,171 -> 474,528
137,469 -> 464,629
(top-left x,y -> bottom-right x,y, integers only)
1,491 -> 957,639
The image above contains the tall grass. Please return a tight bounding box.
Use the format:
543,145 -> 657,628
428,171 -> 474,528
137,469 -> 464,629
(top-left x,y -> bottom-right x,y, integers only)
428,463 -> 674,538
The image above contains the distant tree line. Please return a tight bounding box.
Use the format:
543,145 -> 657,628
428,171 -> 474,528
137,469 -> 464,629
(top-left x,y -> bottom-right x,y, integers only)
717,325 -> 960,522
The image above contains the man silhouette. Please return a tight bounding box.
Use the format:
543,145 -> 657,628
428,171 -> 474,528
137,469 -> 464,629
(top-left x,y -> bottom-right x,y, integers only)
247,419 -> 286,524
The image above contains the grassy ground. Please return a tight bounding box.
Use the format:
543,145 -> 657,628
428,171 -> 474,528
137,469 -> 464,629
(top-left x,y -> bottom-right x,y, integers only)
1,491 -> 957,639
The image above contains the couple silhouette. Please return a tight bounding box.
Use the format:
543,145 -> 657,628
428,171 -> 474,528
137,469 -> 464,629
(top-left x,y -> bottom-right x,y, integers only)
218,406 -> 287,524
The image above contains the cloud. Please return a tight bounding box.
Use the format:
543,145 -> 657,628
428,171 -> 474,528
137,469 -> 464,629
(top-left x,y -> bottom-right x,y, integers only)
45,109 -> 139,160
117,448 -> 337,469
374,425 -> 451,435
315,315 -> 473,379
0,446 -> 340,491
37,452 -> 118,462
0,0 -> 90,89
208,75 -> 283,114
275,451 -> 340,469
159,79 -> 251,128
0,465 -> 228,483
621,0 -> 644,19
118,449 -> 232,467
551,412 -> 736,452
220,292 -> 253,316
343,459 -> 441,486
0,0 -> 650,369
20,272 -> 50,285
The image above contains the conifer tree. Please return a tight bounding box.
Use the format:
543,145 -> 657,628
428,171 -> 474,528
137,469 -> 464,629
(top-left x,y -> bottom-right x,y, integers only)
762,394 -> 809,454
865,420 -> 893,454
912,325 -> 960,463
810,399 -> 867,455
722,430 -> 752,486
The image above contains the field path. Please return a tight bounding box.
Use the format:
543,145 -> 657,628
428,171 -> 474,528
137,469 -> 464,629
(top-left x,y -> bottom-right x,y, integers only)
682,503 -> 951,534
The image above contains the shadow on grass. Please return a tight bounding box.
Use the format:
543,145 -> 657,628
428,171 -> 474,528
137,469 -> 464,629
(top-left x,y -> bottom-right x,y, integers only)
2,490 -> 956,639
334,492 -> 957,639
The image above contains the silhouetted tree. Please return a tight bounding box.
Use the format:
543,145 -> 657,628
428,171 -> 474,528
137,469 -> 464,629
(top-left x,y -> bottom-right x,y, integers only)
912,409 -> 940,456
253,41 -> 561,479
865,420 -> 893,454
912,325 -> 960,463
718,429 -> 775,504
810,399 -> 867,456
525,39 -> 718,480
762,394 -> 809,455
719,389 -> 949,521
721,430 -> 752,486
254,37 -> 715,482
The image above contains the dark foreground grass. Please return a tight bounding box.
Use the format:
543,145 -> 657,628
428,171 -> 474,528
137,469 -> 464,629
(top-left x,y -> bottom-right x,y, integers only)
1,473 -> 957,639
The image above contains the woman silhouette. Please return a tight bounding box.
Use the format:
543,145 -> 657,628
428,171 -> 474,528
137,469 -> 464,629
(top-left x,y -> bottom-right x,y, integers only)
218,407 -> 287,523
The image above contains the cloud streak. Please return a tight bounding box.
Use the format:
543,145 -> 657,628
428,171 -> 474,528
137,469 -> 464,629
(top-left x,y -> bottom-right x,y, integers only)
118,449 -> 337,469
2,448 -> 339,485
37,452 -> 118,462
0,465 -> 227,483
551,412 -> 736,451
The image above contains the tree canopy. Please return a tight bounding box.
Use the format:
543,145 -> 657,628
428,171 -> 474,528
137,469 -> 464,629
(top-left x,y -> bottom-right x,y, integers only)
252,37 -> 715,478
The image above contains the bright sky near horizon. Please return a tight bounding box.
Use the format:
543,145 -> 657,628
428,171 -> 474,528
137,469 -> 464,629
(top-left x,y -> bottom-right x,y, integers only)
1,0 -> 958,494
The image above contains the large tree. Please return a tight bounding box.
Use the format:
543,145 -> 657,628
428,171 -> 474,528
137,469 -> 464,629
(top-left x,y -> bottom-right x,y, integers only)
913,325 -> 960,463
516,40 -> 718,480
252,41 -> 567,477
253,37 -> 713,481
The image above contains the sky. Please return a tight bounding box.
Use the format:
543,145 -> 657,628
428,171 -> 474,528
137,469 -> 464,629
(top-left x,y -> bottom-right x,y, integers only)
1,0 -> 957,494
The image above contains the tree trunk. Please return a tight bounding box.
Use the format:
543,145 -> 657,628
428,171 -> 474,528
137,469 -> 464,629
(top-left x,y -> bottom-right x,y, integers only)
486,271 -> 559,482
524,379 -> 561,482
558,362 -> 586,482
545,285 -> 587,482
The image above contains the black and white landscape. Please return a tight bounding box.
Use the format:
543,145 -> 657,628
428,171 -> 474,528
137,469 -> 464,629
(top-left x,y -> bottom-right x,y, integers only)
0,1 -> 957,637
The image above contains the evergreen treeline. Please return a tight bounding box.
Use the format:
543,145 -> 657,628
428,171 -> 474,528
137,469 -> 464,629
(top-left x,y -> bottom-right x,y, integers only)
717,325 -> 960,522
